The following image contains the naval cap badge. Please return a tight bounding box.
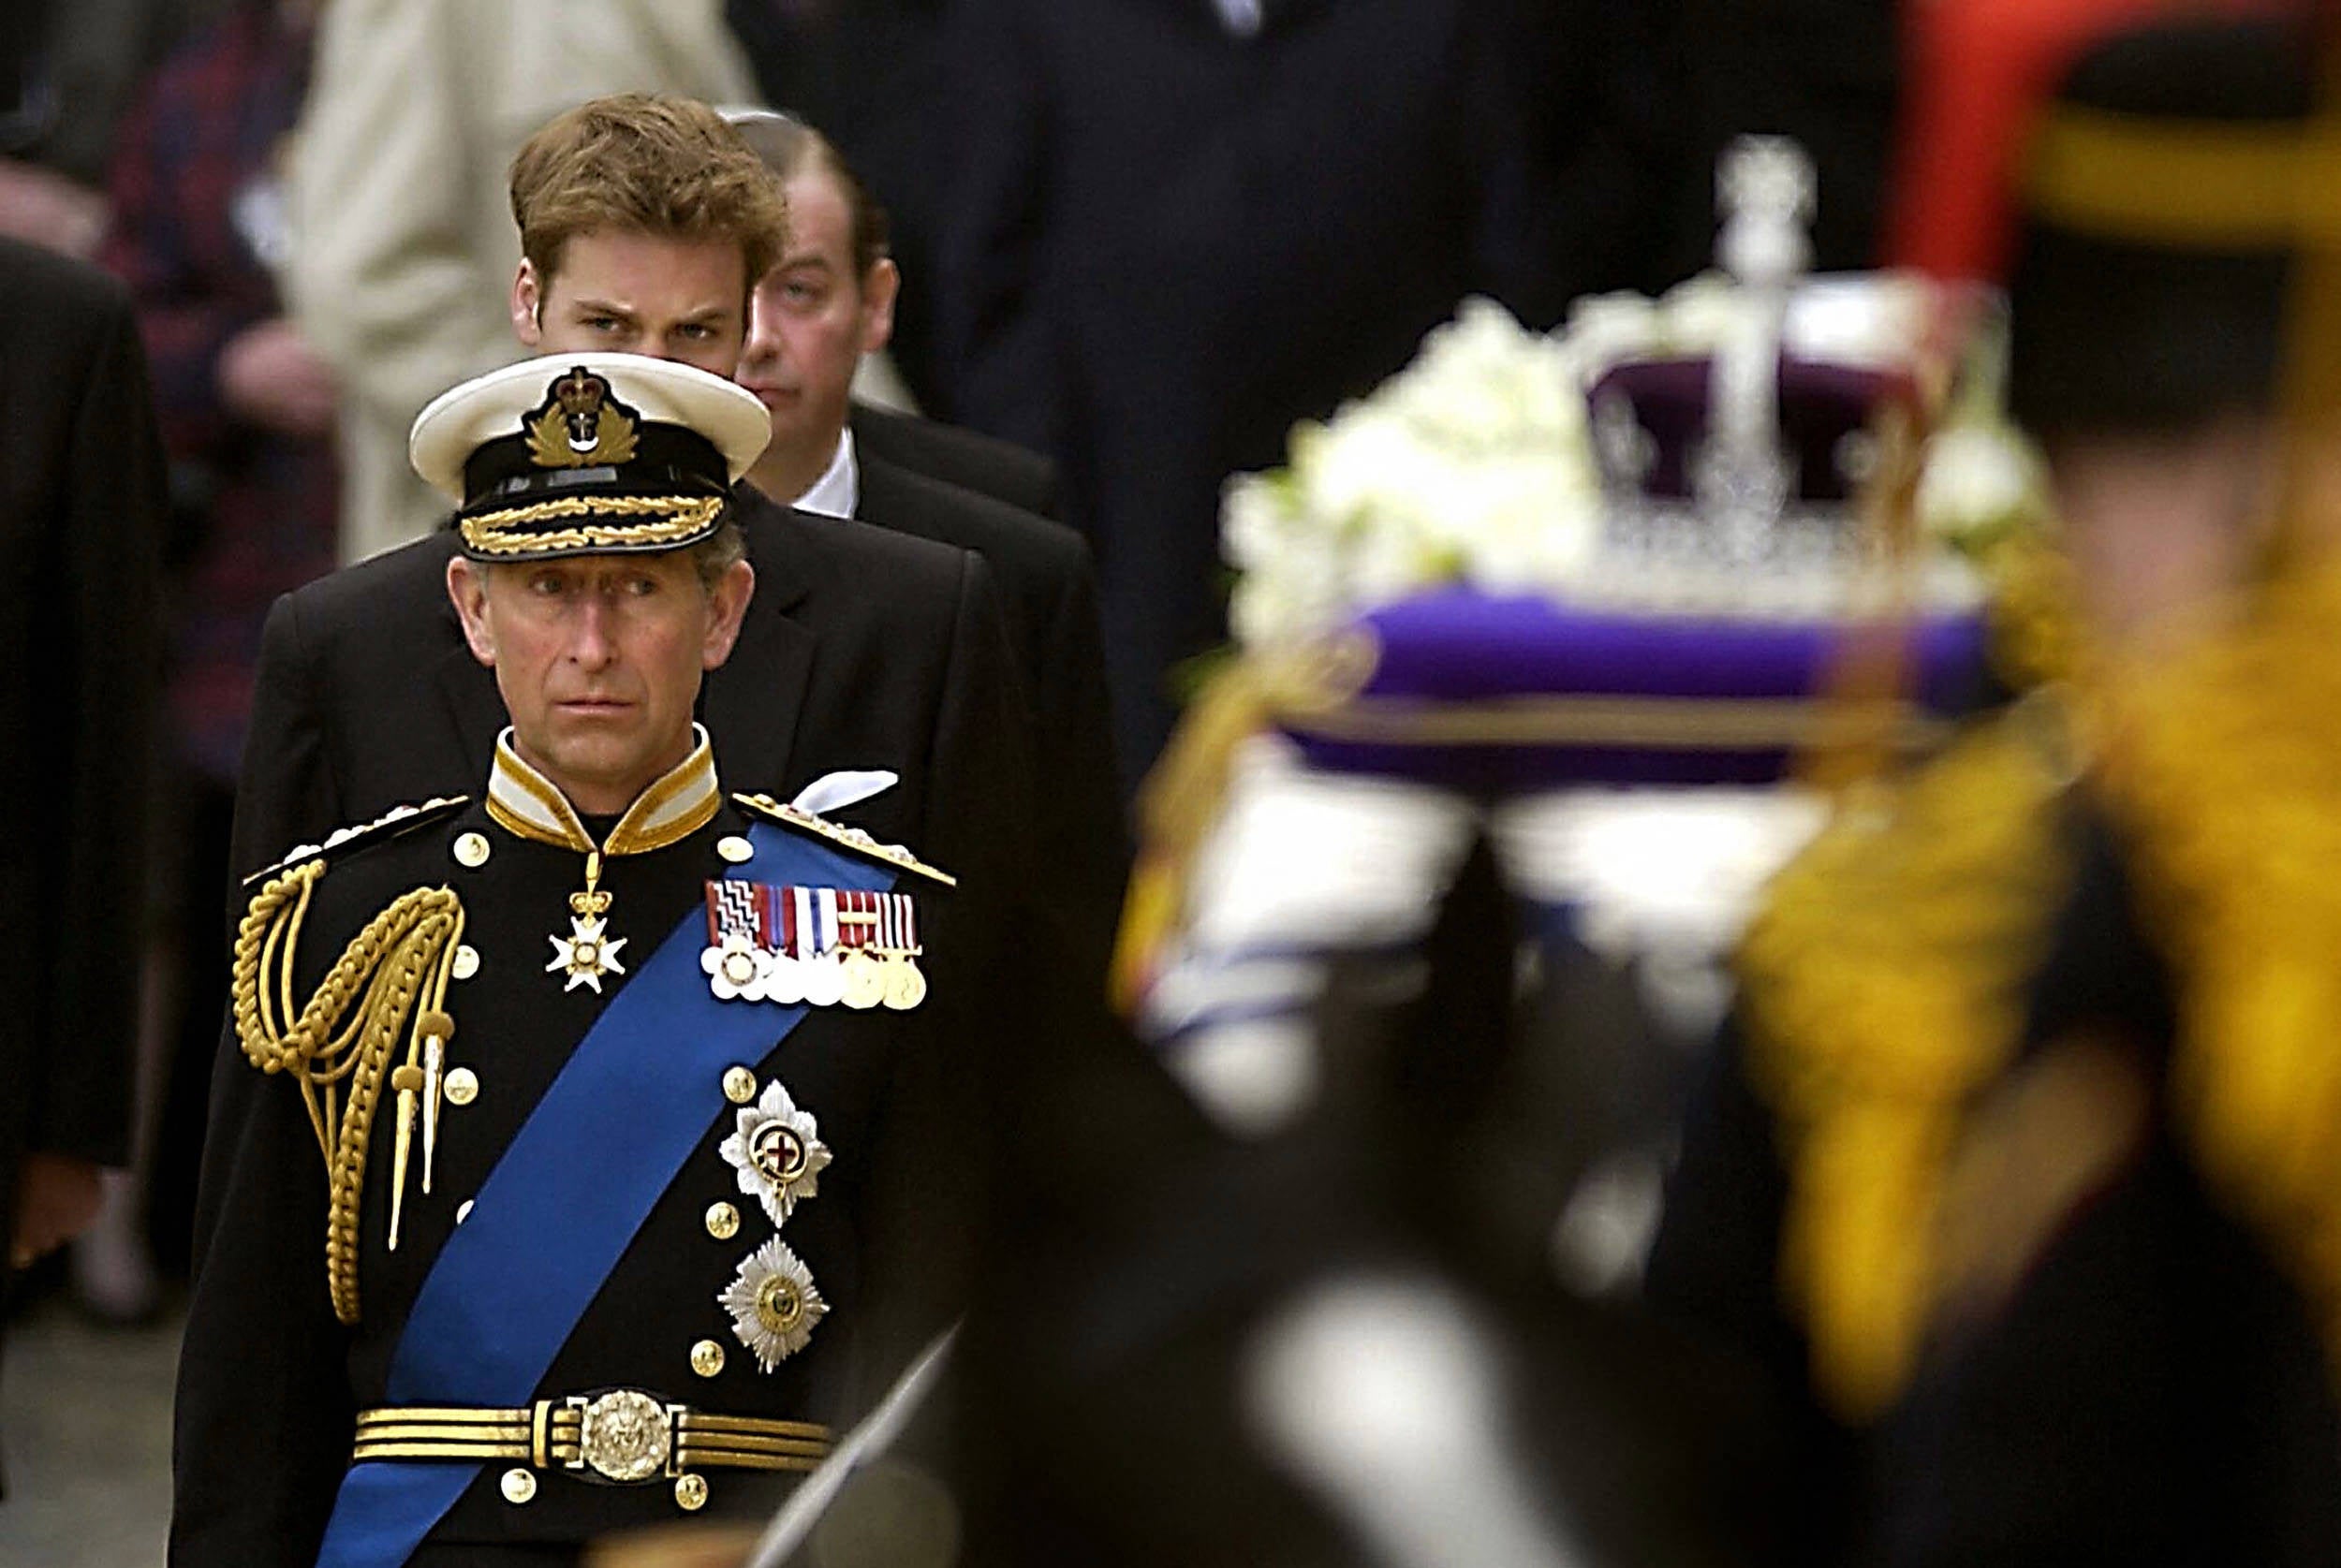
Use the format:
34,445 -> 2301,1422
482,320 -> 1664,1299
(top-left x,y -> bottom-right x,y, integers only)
526,366 -> 640,470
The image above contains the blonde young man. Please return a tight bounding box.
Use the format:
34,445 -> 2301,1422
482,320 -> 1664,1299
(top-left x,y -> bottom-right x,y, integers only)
181,96 -> 1035,1567
286,0 -> 758,564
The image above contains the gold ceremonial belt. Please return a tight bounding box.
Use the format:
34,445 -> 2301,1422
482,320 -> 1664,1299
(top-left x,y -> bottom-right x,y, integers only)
353,1390 -> 832,1485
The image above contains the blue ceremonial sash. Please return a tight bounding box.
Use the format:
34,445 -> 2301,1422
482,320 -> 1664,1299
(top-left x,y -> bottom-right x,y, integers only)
316,822 -> 892,1568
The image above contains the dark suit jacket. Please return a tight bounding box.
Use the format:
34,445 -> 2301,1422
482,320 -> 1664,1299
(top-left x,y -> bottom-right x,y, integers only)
850,401 -> 1060,522
0,239 -> 164,1272
935,0 -> 1569,777
852,447 -> 1127,977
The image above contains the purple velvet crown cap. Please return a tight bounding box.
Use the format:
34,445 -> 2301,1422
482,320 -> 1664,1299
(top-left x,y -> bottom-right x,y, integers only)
1588,355 -> 1921,506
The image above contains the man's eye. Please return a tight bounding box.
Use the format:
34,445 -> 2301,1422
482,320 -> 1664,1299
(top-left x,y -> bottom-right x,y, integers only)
625,576 -> 660,596
528,574 -> 567,596
785,283 -> 819,306
583,315 -> 623,332
676,323 -> 715,341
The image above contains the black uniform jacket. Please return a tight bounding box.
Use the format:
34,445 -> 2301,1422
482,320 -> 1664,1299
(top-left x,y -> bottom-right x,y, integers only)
175,793 -> 979,1565
0,239 -> 164,1264
850,401 -> 1058,522
853,447 -> 1127,975
1648,810 -> 2341,1568
224,487 -> 1031,904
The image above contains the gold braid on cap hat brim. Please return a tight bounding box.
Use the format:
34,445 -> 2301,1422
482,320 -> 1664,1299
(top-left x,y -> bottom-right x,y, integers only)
458,493 -> 727,557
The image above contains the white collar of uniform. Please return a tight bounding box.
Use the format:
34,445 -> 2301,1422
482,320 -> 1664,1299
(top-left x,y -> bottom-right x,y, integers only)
791,427 -> 859,520
486,723 -> 722,856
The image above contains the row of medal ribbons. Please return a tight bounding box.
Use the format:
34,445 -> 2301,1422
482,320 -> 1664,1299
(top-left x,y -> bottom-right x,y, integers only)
700,881 -> 926,1011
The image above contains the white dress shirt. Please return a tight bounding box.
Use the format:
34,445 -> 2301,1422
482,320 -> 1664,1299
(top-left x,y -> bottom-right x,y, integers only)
791,429 -> 860,520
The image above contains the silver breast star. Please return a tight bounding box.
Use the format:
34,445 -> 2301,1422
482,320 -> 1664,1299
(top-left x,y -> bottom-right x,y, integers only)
546,914 -> 627,993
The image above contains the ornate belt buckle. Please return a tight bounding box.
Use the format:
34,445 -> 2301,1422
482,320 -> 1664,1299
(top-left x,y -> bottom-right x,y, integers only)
567,1389 -> 678,1484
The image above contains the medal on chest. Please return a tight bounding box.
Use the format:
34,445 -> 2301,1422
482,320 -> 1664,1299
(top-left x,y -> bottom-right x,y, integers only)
700,880 -> 925,1010
547,849 -> 629,993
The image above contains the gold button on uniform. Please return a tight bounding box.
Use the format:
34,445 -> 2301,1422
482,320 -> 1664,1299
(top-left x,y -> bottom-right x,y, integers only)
722,1065 -> 757,1105
716,835 -> 754,864
444,1068 -> 479,1106
705,1201 -> 741,1241
690,1339 -> 727,1378
501,1468 -> 537,1504
674,1473 -> 709,1512
453,832 -> 491,869
455,1199 -> 475,1224
451,945 -> 480,980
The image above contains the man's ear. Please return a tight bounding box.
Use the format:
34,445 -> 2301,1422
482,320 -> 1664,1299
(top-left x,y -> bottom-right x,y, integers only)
447,556 -> 498,667
701,559 -> 757,670
859,258 -> 900,356
511,259 -> 544,348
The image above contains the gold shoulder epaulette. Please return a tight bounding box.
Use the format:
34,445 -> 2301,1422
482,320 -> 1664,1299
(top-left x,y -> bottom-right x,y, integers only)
732,792 -> 956,887
230,829 -> 468,1325
242,796 -> 470,887
1737,700 -> 2077,1420
2101,557 -> 2341,1389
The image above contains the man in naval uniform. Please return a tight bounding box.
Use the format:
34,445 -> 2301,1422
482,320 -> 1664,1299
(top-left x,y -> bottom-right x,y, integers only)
172,353 -> 982,1566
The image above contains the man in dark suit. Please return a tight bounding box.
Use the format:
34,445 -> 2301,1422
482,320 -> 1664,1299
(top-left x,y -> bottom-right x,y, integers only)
935,0 -> 1582,784
851,399 -> 1058,522
728,109 -> 1126,981
0,241 -> 164,1370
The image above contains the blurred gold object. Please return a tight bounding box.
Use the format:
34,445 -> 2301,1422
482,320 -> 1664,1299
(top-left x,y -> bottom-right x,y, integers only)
582,1522 -> 759,1568
1111,632 -> 1377,1016
1741,698 -> 2079,1418
2098,554 -> 2341,1385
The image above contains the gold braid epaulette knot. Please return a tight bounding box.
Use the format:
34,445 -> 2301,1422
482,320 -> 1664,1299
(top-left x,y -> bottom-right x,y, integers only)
231,858 -> 465,1325
2098,557 -> 2341,1390
1738,699 -> 2078,1419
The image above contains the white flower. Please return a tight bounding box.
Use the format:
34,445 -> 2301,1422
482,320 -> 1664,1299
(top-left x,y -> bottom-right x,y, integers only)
1450,458 -> 1602,594
1221,471 -> 1306,575
717,1080 -> 831,1226
718,1238 -> 827,1371
1916,422 -> 2044,549
1216,294 -> 1609,649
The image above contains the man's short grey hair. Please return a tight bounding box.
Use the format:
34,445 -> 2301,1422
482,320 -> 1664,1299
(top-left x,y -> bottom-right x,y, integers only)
689,515 -> 746,589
